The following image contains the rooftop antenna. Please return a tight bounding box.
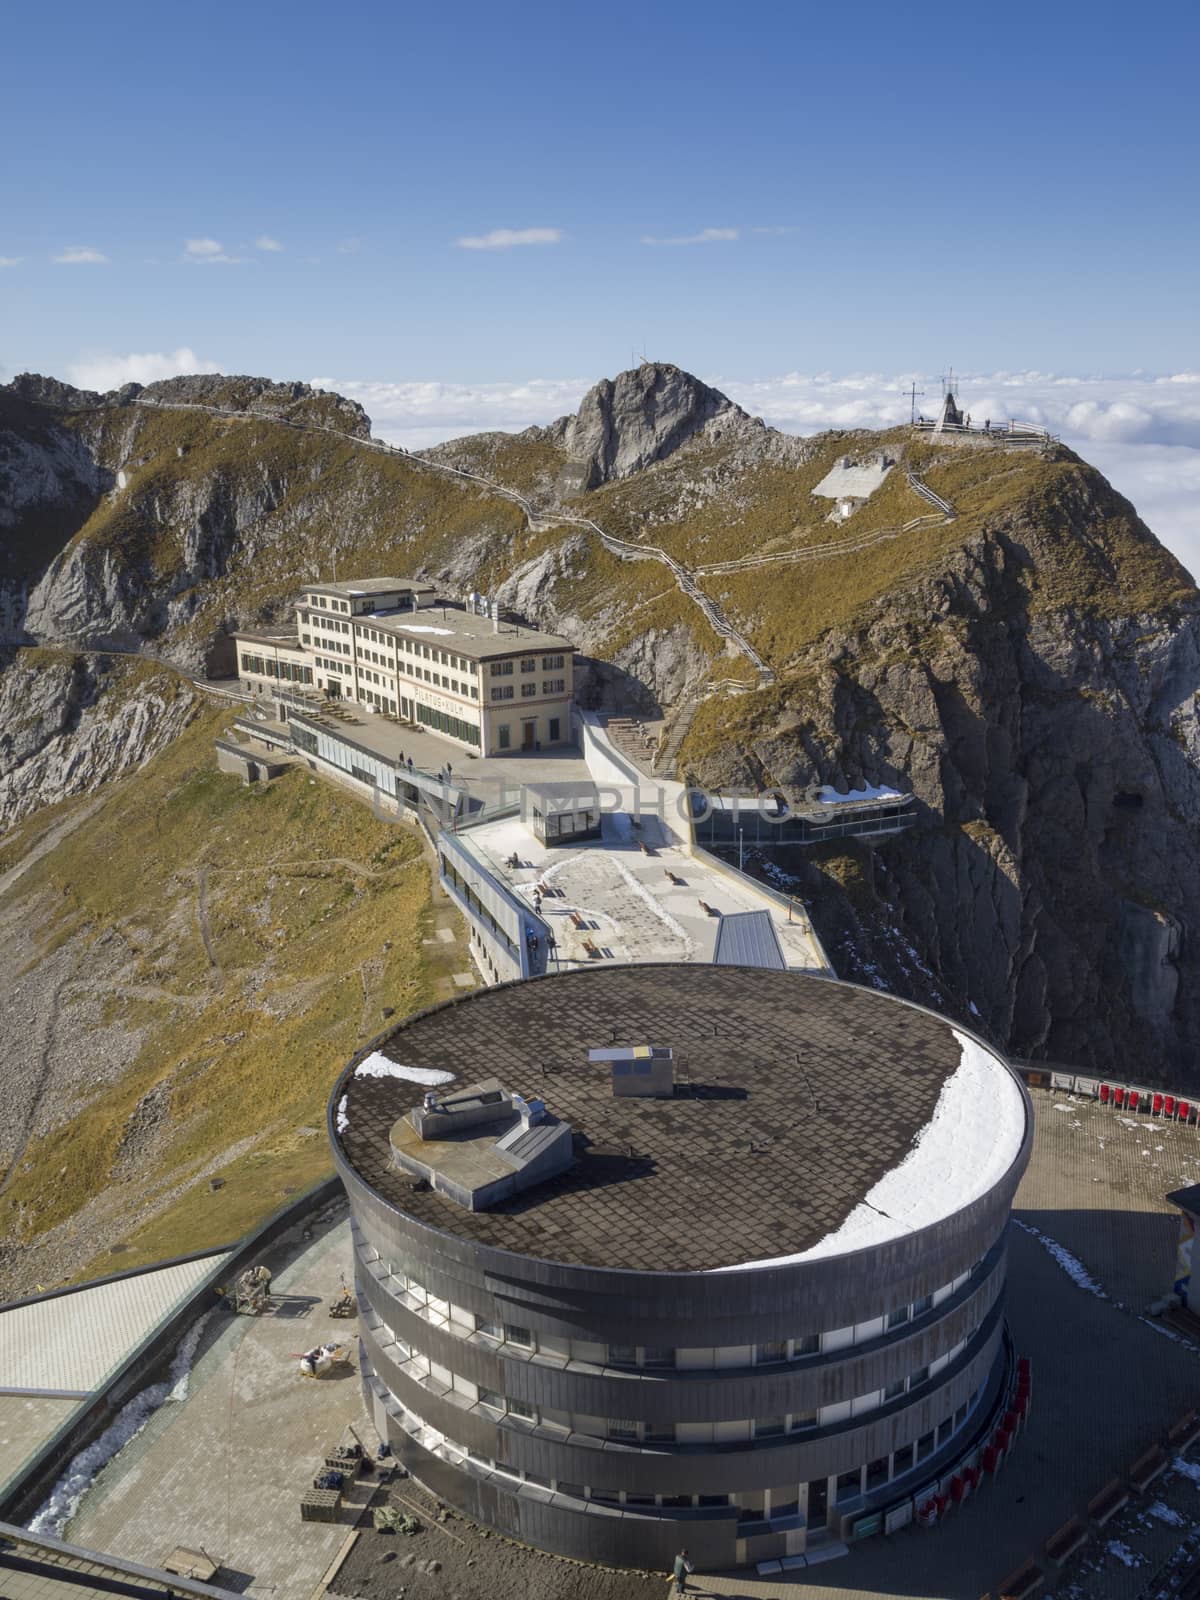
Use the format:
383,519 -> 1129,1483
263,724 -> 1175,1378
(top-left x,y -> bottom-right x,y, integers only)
941,368 -> 959,401
906,380 -> 926,424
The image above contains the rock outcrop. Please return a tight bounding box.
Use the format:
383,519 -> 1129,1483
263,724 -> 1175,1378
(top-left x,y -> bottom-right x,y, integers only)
560,361 -> 760,489
0,650 -> 197,830
682,472 -> 1200,1079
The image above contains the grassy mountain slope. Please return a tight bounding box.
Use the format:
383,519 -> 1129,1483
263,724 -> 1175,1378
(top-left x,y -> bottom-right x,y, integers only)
0,708 -> 440,1295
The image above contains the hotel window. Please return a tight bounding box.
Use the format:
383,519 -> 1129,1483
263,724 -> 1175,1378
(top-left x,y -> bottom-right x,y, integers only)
508,1397 -> 536,1421
520,657 -> 536,672
642,1347 -> 673,1368
608,1345 -> 637,1367
490,660 -> 514,676
478,1388 -> 505,1412
836,1469 -> 863,1503
912,1295 -> 933,1317
755,1417 -> 786,1438
543,679 -> 565,695
542,654 -> 564,670
608,1419 -> 639,1441
789,1410 -> 817,1431
475,1314 -> 502,1340
504,1324 -> 534,1348
521,683 -> 537,698
793,1334 -> 819,1357
548,716 -> 560,740
645,1420 -> 675,1443
498,726 -> 511,749
755,1341 -> 787,1365
886,1306 -> 910,1330
492,686 -> 514,701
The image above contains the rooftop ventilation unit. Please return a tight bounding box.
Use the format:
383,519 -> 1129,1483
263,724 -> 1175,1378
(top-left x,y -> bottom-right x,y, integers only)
587,1045 -> 675,1099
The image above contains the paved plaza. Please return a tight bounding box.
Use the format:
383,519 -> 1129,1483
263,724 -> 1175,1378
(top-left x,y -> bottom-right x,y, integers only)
460,809 -> 825,970
64,1211 -> 363,1600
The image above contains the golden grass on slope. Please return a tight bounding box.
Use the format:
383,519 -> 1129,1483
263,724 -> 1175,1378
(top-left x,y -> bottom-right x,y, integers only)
54,405 -> 531,632
1,709 -> 435,1275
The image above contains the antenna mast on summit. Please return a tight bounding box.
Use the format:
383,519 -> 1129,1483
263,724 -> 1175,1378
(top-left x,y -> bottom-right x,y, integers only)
941,368 -> 959,400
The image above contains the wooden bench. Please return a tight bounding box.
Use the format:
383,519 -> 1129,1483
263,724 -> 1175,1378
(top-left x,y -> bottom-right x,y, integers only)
1086,1477 -> 1129,1526
1128,1444 -> 1168,1491
997,1561 -> 1043,1600
161,1548 -> 218,1582
1044,1517 -> 1088,1566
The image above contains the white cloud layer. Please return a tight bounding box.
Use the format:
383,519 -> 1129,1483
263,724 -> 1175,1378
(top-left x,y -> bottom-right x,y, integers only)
0,256 -> 22,268
316,369 -> 1200,577
255,235 -> 283,252
67,347 -> 221,392
641,227 -> 739,245
456,227 -> 562,251
54,246 -> 108,265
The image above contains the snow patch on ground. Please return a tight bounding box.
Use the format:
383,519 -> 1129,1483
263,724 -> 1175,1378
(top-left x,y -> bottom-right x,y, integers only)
1106,1539 -> 1144,1567
1173,1456 -> 1200,1485
353,1052 -> 454,1085
28,1310 -> 213,1536
1013,1220 -> 1109,1299
1147,1500 -> 1187,1525
718,1028 -> 1025,1270
336,1094 -> 350,1134
611,857 -> 695,952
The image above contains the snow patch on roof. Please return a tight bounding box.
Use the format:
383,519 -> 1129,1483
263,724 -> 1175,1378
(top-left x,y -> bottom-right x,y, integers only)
715,1028 -> 1025,1271
399,624 -> 454,636
354,1052 -> 454,1086
814,782 -> 903,805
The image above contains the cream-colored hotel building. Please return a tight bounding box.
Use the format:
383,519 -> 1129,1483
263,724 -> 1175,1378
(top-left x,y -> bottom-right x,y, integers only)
232,578 -> 576,757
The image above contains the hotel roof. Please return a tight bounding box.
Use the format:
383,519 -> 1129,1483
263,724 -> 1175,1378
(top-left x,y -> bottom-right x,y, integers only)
364,606 -> 576,660
334,966 -> 1027,1274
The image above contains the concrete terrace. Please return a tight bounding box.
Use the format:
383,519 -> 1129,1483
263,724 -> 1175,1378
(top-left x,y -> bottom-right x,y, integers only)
63,1212 -> 364,1600
457,807 -> 825,971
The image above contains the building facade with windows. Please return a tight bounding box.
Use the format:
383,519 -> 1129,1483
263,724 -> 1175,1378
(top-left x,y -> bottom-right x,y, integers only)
232,578 -> 576,756
330,966 -> 1031,1571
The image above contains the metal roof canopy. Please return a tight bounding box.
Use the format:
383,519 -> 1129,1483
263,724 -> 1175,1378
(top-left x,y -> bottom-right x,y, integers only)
712,910 -> 787,971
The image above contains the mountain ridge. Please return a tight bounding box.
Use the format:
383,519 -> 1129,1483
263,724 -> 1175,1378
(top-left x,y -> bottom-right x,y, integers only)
2,359 -> 1200,1080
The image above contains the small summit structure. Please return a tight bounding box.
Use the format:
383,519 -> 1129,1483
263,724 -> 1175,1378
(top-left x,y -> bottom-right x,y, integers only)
811,448 -> 894,521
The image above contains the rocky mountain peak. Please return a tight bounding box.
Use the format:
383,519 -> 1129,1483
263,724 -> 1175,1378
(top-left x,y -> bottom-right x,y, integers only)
561,361 -> 759,489
2,371 -> 372,440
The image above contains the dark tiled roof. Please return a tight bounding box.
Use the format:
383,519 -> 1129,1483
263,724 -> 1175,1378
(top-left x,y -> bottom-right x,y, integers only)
337,966 -> 982,1273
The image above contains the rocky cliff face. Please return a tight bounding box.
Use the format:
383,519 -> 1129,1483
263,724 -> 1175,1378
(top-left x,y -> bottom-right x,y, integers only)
683,474 -> 1200,1078
0,650 -> 197,830
559,361 -> 761,489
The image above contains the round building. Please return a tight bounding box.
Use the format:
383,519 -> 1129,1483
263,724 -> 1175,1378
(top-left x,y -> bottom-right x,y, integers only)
330,966 -> 1030,1570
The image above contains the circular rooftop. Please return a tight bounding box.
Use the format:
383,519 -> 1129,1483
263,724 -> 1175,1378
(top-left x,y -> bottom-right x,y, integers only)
333,966 -> 1028,1274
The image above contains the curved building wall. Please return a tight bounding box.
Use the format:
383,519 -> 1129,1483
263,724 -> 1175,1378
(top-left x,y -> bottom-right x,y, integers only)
332,1077 -> 1030,1570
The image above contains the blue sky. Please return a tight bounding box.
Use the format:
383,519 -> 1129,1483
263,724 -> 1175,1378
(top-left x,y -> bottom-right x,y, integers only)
2,1 -> 1198,558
